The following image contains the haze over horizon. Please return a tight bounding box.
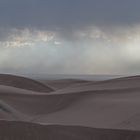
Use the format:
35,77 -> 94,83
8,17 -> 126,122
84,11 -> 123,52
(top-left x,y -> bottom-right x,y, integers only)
0,0 -> 140,75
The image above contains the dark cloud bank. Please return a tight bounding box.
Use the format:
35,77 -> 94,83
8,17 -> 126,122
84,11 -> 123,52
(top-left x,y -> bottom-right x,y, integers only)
0,0 -> 140,28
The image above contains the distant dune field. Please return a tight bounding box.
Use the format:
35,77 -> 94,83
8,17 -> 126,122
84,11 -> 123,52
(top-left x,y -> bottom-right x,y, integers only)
0,74 -> 140,139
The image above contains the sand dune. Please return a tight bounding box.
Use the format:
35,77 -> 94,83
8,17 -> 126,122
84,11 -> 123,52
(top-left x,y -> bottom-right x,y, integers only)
0,99 -> 28,121
0,120 -> 140,140
51,75 -> 140,95
0,74 -> 53,92
1,74 -> 140,139
32,90 -> 140,130
1,90 -> 140,131
0,87 -> 79,116
40,79 -> 89,90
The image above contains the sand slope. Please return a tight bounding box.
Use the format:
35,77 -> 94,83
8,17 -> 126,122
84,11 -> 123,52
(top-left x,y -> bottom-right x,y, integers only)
0,120 -> 140,140
0,74 -> 53,92
40,79 -> 89,90
51,75 -> 140,95
1,74 -> 140,137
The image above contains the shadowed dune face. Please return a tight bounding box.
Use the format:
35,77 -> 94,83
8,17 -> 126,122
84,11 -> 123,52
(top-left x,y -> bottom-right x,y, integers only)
0,74 -> 53,92
0,121 -> 140,140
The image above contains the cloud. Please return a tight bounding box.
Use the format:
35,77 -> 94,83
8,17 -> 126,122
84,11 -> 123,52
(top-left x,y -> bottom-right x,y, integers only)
0,28 -> 55,48
0,0 -> 140,74
0,25 -> 140,75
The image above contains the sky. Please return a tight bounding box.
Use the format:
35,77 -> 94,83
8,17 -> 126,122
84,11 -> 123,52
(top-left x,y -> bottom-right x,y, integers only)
0,0 -> 140,75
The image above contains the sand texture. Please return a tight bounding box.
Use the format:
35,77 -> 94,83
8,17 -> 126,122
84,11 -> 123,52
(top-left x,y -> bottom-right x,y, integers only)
0,74 -> 140,139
